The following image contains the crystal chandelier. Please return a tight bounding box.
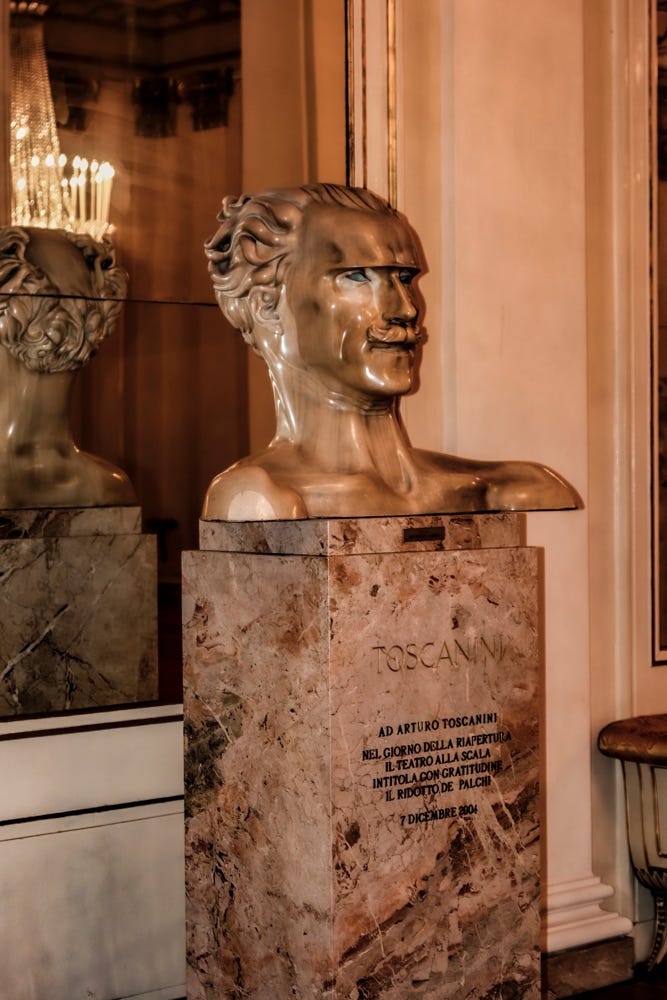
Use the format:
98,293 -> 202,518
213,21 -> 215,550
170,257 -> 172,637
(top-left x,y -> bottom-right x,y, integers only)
9,1 -> 115,239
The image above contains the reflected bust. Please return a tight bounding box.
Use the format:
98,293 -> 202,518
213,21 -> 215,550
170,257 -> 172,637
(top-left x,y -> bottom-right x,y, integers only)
204,183 -> 580,520
0,226 -> 135,508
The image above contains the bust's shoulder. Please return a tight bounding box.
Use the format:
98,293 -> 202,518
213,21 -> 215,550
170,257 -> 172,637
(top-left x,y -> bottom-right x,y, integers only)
201,460 -> 308,521
482,459 -> 582,511
413,449 -> 581,512
80,452 -> 136,505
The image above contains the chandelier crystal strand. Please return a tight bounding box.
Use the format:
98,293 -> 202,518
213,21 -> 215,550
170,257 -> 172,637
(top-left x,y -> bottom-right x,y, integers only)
10,17 -> 66,227
9,9 -> 115,238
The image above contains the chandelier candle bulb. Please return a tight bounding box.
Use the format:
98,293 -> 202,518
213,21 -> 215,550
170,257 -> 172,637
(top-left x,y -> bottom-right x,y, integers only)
81,159 -> 88,226
90,160 -> 98,222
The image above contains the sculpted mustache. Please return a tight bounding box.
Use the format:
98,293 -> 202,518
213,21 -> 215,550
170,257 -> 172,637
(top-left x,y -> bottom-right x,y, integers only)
366,324 -> 420,345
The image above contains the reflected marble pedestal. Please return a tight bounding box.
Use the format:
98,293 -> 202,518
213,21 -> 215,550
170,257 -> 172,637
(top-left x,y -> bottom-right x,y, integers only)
0,506 -> 157,715
183,514 -> 540,999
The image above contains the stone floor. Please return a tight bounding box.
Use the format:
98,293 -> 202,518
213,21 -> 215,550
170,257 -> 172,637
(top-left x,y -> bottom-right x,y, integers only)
570,964 -> 667,998
174,962 -> 667,999
174,978 -> 666,1000
174,970 -> 667,1000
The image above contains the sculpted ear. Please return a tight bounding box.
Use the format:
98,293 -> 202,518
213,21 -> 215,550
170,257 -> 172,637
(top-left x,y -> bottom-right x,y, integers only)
247,285 -> 283,333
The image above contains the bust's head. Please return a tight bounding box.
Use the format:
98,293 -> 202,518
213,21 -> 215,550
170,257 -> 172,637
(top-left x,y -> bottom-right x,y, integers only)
206,184 -> 423,403
0,227 -> 127,374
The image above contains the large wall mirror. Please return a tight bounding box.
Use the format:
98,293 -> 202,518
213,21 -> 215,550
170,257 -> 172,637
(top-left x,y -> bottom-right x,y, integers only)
0,0 -> 347,712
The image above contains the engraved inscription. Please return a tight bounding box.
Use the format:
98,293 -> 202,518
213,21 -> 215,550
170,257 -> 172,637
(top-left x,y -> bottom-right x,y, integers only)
359,712 -> 512,827
372,635 -> 506,672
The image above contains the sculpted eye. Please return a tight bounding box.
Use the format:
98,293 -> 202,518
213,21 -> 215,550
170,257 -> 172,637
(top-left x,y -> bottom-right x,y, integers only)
344,268 -> 369,283
398,269 -> 414,285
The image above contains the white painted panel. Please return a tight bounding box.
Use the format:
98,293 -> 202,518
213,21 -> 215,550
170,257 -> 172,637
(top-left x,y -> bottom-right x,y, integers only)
0,706 -> 184,822
0,703 -> 182,736
0,806 -> 185,1000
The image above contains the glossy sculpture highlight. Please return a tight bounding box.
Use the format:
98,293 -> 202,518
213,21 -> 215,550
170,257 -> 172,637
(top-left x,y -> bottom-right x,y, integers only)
0,226 -> 135,507
205,183 -> 580,520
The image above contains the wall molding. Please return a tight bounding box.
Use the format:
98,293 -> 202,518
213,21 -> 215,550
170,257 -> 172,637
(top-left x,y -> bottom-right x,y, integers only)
544,876 -> 633,953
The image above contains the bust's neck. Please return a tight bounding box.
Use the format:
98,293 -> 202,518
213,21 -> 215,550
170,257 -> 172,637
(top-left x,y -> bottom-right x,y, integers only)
268,364 -> 416,494
0,350 -> 75,459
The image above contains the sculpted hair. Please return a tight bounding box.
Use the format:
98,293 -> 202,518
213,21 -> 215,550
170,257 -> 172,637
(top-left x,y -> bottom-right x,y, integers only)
205,184 -> 397,352
0,227 -> 128,373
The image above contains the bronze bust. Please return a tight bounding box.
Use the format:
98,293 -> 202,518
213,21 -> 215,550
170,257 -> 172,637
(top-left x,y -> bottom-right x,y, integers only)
204,183 -> 580,520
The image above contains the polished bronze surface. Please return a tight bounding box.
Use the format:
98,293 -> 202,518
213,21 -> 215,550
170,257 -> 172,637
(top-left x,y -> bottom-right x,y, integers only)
204,183 -> 582,521
598,715 -> 667,765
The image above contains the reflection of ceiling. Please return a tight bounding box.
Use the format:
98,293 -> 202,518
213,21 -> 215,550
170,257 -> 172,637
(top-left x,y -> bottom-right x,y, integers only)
8,0 -> 241,137
46,1 -> 240,32
36,0 -> 241,75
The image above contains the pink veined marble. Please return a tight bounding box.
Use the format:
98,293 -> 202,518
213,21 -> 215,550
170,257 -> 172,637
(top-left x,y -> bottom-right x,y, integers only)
183,515 -> 540,999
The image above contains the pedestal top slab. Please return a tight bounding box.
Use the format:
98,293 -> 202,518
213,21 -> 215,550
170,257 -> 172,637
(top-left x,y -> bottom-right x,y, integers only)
199,512 -> 523,556
0,505 -> 142,538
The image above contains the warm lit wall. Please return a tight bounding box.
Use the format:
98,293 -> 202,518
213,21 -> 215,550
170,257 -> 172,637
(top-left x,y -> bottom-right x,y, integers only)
584,0 -> 662,952
369,0 -> 665,960
393,0 -> 597,951
439,2 -> 596,948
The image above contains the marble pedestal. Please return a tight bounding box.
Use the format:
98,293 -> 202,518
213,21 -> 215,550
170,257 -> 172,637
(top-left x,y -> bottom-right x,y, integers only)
0,506 -> 157,715
183,514 -> 540,999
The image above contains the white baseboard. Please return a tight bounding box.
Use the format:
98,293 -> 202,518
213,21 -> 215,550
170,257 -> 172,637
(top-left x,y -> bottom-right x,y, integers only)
544,875 -> 634,953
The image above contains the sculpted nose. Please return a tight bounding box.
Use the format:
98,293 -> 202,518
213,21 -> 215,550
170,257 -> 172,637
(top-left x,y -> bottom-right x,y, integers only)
384,274 -> 418,324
